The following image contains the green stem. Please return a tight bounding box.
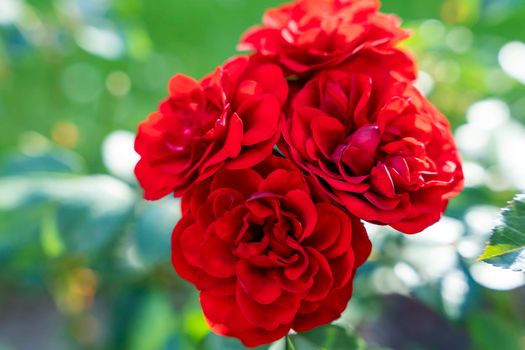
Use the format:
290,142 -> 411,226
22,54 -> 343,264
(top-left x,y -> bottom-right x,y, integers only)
286,335 -> 297,350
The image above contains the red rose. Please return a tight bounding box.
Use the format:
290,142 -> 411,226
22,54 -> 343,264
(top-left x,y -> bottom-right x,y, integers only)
171,156 -> 371,346
134,56 -> 288,199
239,0 -> 414,79
281,55 -> 464,234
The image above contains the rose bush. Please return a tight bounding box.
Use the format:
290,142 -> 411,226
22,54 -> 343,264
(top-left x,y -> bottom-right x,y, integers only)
134,56 -> 288,199
171,156 -> 371,346
280,54 -> 464,234
239,0 -> 414,79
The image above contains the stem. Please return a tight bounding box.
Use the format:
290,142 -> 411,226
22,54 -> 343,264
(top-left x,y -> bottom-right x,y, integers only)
285,335 -> 297,350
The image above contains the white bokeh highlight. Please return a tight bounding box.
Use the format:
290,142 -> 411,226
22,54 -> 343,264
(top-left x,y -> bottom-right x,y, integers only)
499,41 -> 525,84
0,0 -> 23,25
75,25 -> 124,59
102,130 -> 140,181
470,263 -> 525,291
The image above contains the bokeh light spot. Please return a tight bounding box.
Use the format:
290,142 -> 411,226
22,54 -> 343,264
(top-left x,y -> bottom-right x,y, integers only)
106,71 -> 131,97
102,130 -> 139,181
415,70 -> 435,96
0,0 -> 23,25
445,26 -> 473,53
466,99 -> 510,130
60,63 -> 103,103
499,41 -> 525,84
470,262 -> 525,291
52,121 -> 80,149
75,25 -> 124,60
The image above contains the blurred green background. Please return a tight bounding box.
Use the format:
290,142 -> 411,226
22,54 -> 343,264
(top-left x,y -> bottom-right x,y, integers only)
1,0 -> 525,349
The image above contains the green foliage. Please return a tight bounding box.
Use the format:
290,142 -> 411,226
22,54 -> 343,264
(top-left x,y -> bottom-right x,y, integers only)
127,291 -> 182,350
133,199 -> 181,268
197,334 -> 255,350
197,326 -> 369,350
468,312 -> 523,350
480,194 -> 525,271
0,175 -> 135,253
287,326 -> 367,350
0,149 -> 85,176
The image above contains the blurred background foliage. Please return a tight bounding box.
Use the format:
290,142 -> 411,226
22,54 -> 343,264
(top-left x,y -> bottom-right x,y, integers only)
1,0 -> 525,349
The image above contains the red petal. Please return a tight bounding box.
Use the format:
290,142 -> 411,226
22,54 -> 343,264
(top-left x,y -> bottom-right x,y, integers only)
236,285 -> 300,331
304,203 -> 351,258
210,168 -> 262,197
303,248 -> 333,301
294,278 -> 355,332
311,115 -> 345,159
199,230 -> 238,278
201,290 -> 290,347
204,113 -> 243,167
238,96 -> 281,145
284,190 -> 318,239
168,74 -> 201,97
237,262 -> 283,305
243,63 -> 288,105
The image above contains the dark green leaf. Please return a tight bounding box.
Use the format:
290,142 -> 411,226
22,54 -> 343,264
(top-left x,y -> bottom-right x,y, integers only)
479,194 -> 525,271
0,204 -> 44,260
468,312 -> 523,350
197,332 -> 276,350
288,325 -> 366,350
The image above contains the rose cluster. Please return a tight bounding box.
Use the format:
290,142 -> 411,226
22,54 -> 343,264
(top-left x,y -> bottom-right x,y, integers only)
134,0 -> 464,346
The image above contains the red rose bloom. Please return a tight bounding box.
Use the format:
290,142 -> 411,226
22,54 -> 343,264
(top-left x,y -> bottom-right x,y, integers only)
239,0 -> 414,78
281,56 -> 464,234
134,56 -> 288,199
171,156 -> 371,346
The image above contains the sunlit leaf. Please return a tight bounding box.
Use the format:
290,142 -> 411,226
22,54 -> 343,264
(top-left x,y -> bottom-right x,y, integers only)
40,208 -> 65,258
127,291 -> 182,350
479,194 -> 525,272
183,307 -> 209,343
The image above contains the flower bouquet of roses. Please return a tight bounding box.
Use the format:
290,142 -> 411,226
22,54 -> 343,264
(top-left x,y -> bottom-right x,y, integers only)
134,0 -> 464,347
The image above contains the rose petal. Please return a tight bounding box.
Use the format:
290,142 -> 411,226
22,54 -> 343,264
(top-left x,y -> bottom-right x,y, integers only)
237,262 -> 283,305
237,285 -> 300,331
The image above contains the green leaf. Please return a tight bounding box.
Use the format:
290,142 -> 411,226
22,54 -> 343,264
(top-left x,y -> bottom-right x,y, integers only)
127,291 -> 182,350
288,325 -> 367,350
0,175 -> 135,254
132,197 -> 181,268
197,333 -> 274,350
468,312 -> 523,350
40,207 -> 65,258
479,194 -> 525,271
0,150 -> 84,176
197,334 -> 246,350
197,326 -> 368,350
182,307 -> 209,343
